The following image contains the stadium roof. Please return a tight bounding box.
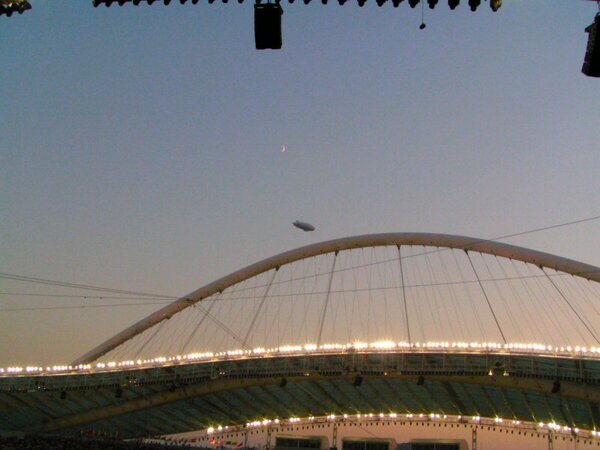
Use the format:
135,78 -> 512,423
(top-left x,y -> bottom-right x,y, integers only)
1,349 -> 599,438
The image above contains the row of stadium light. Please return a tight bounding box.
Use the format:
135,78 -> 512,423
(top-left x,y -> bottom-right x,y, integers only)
203,413 -> 600,441
91,0 -> 501,11
2,340 -> 600,376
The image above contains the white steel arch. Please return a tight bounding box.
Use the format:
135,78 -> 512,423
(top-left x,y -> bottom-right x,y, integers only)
74,233 -> 600,364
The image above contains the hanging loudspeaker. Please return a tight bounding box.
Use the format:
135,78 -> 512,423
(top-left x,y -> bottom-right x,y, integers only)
254,3 -> 283,50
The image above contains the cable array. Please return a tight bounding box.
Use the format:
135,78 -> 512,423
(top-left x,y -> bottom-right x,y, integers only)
2,215 -> 600,364
95,244 -> 600,363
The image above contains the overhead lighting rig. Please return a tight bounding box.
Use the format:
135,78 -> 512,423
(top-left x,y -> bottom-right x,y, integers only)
89,0 -> 501,11
88,0 -> 503,50
0,0 -> 505,49
92,0 -> 200,5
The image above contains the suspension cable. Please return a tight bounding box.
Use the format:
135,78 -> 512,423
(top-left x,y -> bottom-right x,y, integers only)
133,320 -> 167,360
0,273 -> 175,298
542,267 -> 600,345
397,245 -> 411,344
181,292 -> 221,354
465,251 -> 507,344
317,251 -> 338,347
242,268 -> 278,348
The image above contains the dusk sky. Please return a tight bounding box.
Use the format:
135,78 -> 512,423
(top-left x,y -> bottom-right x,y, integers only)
1,0 -> 599,365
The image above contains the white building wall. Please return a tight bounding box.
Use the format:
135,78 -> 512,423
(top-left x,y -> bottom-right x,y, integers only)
190,421 -> 599,450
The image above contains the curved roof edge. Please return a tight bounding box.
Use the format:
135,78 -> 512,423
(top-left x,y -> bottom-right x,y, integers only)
73,232 -> 600,365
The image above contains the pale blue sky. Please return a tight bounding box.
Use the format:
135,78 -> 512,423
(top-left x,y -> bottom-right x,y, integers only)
1,0 -> 599,364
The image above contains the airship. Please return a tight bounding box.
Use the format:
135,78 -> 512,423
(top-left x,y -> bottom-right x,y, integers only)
293,220 -> 315,232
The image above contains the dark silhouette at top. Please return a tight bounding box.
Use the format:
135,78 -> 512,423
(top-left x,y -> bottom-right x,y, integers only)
582,13 -> 600,77
0,0 -> 31,16
255,2 -> 283,50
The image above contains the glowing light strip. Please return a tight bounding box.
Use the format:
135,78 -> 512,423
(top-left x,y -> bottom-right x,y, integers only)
203,413 -> 599,441
2,340 -> 600,376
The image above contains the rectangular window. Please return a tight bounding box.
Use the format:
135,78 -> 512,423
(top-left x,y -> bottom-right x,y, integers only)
411,444 -> 460,450
276,437 -> 322,450
342,441 -> 390,450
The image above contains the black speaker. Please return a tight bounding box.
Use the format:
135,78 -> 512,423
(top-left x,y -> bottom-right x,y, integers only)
254,3 -> 283,50
582,14 -> 600,78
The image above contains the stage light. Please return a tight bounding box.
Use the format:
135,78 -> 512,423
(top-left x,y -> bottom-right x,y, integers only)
582,13 -> 600,78
468,0 -> 479,11
254,2 -> 283,50
353,375 -> 363,387
448,0 -> 458,9
0,0 -> 32,16
427,0 -> 437,8
490,0 -> 500,11
408,0 -> 419,7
